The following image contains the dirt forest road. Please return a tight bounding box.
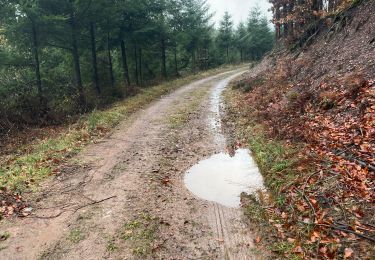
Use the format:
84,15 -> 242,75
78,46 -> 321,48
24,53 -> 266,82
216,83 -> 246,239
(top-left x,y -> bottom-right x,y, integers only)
0,69 -> 263,260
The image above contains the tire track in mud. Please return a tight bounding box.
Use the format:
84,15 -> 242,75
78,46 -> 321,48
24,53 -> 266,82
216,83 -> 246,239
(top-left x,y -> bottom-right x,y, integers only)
148,71 -> 261,259
203,73 -> 259,260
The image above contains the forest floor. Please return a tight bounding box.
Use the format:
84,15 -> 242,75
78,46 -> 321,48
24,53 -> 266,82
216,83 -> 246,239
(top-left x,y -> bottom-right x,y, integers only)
0,69 -> 267,260
220,1 -> 375,258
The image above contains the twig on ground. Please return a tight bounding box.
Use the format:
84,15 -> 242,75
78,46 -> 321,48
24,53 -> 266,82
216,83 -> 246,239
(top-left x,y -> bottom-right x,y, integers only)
302,170 -> 320,192
296,188 -> 317,220
363,223 -> 375,229
318,223 -> 375,243
29,211 -> 64,219
73,195 -> 117,213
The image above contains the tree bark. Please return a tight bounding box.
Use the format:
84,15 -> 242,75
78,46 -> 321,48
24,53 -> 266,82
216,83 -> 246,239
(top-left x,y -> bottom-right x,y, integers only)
226,45 -> 229,63
283,4 -> 289,38
328,0 -> 335,11
134,42 -> 139,86
161,37 -> 167,79
174,45 -> 179,76
120,39 -> 130,88
30,19 -> 43,108
191,50 -> 196,73
69,8 -> 85,107
107,30 -> 115,87
139,47 -> 143,86
288,1 -> 295,39
275,4 -> 281,40
90,22 -> 100,94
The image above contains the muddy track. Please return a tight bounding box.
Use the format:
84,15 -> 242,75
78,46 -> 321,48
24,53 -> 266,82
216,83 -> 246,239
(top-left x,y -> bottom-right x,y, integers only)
0,69 -> 262,260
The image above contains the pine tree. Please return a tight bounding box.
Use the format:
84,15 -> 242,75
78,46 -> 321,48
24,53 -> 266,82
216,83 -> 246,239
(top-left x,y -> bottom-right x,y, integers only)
217,11 -> 233,63
235,22 -> 247,62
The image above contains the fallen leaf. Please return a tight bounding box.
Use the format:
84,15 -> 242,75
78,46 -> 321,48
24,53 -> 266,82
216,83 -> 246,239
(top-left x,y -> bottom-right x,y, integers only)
293,246 -> 303,253
344,248 -> 353,259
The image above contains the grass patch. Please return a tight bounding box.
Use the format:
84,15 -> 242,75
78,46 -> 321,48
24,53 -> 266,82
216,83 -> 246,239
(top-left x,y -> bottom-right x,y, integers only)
0,65 -> 244,195
106,240 -> 118,253
232,76 -> 264,92
168,87 -> 209,129
223,87 -> 309,259
121,212 -> 159,256
68,229 -> 85,244
246,125 -> 300,195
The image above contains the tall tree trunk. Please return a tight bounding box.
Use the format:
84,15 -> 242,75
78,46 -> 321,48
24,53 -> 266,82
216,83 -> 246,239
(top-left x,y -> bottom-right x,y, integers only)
191,50 -> 196,73
174,45 -> 178,76
134,42 -> 139,86
288,1 -> 295,39
275,4 -> 281,40
30,19 -> 43,109
161,37 -> 167,79
226,45 -> 229,63
328,0 -> 335,11
206,47 -> 210,70
120,39 -> 130,88
318,0 -> 323,10
139,47 -> 143,86
107,30 -> 115,88
240,48 -> 243,62
90,22 -> 100,94
283,4 -> 289,38
69,9 -> 85,107
312,0 -> 319,11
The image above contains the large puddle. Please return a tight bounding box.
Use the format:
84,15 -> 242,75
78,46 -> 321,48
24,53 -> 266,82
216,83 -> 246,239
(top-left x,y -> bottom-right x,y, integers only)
184,149 -> 264,208
184,72 -> 265,208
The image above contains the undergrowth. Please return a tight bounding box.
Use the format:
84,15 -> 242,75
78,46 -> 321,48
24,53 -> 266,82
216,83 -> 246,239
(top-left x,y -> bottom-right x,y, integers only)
224,52 -> 375,258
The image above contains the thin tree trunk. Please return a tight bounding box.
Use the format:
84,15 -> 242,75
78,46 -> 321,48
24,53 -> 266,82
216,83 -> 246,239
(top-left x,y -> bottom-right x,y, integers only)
90,22 -> 100,94
107,30 -> 115,87
206,47 -> 210,70
328,0 -> 335,11
192,50 -> 196,73
69,9 -> 85,107
161,37 -> 167,79
134,43 -> 139,86
275,4 -> 281,40
139,47 -> 143,86
120,39 -> 130,88
318,0 -> 323,10
226,46 -> 229,63
30,19 -> 43,108
174,46 -> 178,76
288,1 -> 295,38
283,4 -> 289,38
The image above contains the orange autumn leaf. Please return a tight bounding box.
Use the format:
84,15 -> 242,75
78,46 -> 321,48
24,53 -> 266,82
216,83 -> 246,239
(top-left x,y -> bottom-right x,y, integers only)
344,248 -> 353,259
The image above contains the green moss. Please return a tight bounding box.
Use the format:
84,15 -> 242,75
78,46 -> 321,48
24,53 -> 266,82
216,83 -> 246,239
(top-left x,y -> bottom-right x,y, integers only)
121,213 -> 159,256
68,229 -> 85,244
106,240 -> 118,253
246,127 -> 300,193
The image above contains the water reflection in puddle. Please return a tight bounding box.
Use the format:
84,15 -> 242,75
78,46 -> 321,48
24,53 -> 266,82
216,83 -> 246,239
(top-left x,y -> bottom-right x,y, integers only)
184,149 -> 265,208
184,71 -> 265,208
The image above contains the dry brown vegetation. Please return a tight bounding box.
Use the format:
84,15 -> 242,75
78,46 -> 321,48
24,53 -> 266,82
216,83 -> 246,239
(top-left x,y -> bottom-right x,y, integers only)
226,1 -> 374,258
